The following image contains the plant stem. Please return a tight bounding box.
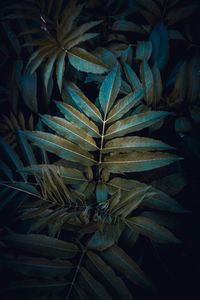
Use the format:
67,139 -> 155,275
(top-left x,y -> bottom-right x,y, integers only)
65,249 -> 86,300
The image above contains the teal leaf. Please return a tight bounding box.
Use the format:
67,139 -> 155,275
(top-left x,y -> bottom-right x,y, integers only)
19,72 -> 38,113
101,245 -> 153,289
150,22 -> 169,70
136,41 -> 152,61
99,65 -> 121,116
107,89 -> 144,124
0,138 -> 26,181
66,81 -> 102,123
24,131 -> 96,166
105,111 -> 170,139
68,47 -> 108,74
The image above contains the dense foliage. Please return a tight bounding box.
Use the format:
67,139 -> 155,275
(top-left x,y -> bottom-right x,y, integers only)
0,0 -> 199,299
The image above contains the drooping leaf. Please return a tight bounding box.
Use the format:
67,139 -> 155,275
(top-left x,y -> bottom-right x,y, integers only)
0,255 -> 74,278
126,216 -> 180,243
86,251 -> 133,300
101,245 -> 153,289
20,164 -> 87,184
79,267 -> 112,300
1,232 -> 78,259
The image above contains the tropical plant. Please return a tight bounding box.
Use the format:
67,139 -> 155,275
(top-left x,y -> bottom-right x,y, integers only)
1,0 -> 197,299
0,65 -> 187,299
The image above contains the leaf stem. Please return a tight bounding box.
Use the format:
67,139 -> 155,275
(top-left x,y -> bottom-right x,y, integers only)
65,247 -> 86,300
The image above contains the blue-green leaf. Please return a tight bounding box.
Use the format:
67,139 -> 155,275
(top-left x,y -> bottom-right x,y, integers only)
150,22 -> 169,70
105,111 -> 170,139
99,65 -> 121,116
68,47 -> 108,74
0,138 -> 26,181
107,89 -> 144,124
136,41 -> 152,61
24,131 -> 96,166
66,81 -> 102,123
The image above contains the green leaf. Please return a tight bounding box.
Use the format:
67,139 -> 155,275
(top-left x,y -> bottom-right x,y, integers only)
107,89 -> 144,124
152,64 -> 162,104
16,130 -> 37,166
103,151 -> 182,173
104,136 -> 174,153
101,245 -> 153,289
0,255 -> 74,278
136,0 -> 161,16
1,232 -> 78,259
166,4 -> 200,26
56,101 -> 100,137
79,267 -> 112,300
68,47 -> 108,74
0,138 -> 26,181
64,20 -> 102,47
6,279 -> 68,292
20,164 -> 87,184
136,41 -> 152,61
41,115 -> 98,151
140,60 -> 154,105
0,181 -> 40,198
150,22 -> 169,70
112,20 -> 145,34
66,33 -> 99,50
143,188 -> 187,213
56,52 -> 66,92
151,173 -> 186,196
105,111 -> 170,139
86,251 -> 133,300
110,186 -> 150,217
0,189 -> 18,211
0,160 -> 13,181
26,45 -> 56,74
127,216 -> 180,243
99,65 -> 121,116
96,183 -> 108,204
24,131 -> 96,166
123,63 -> 142,91
19,72 -> 38,113
87,229 -> 116,251
66,81 -> 102,123
44,51 -> 59,92
107,178 -> 186,213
